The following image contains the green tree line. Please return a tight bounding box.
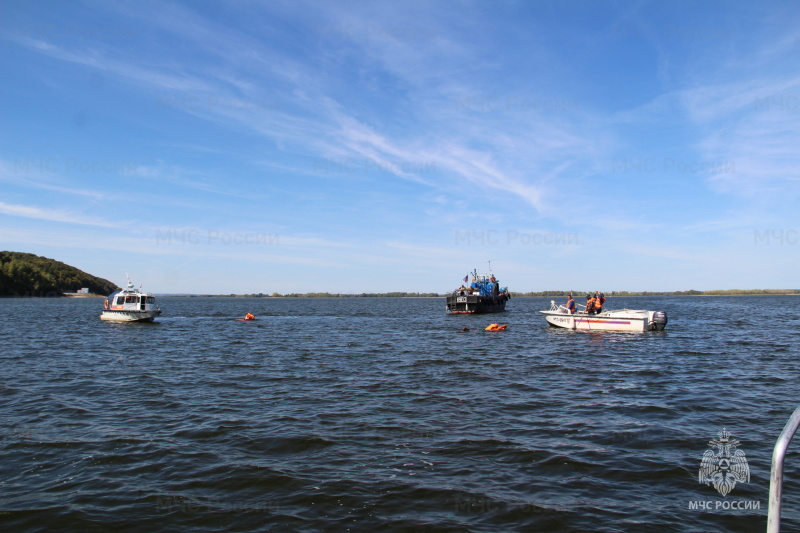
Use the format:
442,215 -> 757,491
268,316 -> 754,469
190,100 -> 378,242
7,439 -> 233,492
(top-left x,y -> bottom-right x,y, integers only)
0,251 -> 118,297
511,289 -> 799,297
218,292 -> 443,298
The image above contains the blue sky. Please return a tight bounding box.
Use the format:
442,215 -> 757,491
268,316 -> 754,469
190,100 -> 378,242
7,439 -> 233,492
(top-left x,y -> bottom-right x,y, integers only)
1,1 -> 798,294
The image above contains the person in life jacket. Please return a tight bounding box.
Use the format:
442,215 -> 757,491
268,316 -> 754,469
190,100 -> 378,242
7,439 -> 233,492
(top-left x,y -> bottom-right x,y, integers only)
593,292 -> 603,314
585,294 -> 595,314
566,295 -> 576,314
244,313 -> 255,320
594,292 -> 605,314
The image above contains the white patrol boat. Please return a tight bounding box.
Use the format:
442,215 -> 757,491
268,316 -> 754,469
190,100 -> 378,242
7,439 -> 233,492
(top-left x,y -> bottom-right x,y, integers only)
100,277 -> 161,322
541,300 -> 667,332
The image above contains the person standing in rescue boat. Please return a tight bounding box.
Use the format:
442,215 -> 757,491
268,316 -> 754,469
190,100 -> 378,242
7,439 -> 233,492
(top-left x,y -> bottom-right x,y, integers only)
594,292 -> 606,314
585,294 -> 595,314
566,295 -> 576,314
593,292 -> 603,314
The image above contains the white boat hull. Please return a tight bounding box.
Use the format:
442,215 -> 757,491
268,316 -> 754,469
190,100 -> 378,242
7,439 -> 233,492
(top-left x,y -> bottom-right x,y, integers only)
540,302 -> 667,332
100,309 -> 161,322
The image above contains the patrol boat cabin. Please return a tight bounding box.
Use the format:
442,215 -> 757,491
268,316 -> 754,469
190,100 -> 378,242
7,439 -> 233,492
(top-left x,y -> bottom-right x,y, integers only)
100,278 -> 161,322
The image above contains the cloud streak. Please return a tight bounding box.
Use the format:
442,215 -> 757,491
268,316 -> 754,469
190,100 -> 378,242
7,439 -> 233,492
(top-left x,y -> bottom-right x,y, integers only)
0,201 -> 121,227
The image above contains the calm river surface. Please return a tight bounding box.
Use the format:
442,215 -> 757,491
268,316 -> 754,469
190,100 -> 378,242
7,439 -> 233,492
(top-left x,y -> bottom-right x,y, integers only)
2,296 -> 799,532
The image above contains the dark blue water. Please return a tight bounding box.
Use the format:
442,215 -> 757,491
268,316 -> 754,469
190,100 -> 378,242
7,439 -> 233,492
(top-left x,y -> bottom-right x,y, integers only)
2,296 -> 799,532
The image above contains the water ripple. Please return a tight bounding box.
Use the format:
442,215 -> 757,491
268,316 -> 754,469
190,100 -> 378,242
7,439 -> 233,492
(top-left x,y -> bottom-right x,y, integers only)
1,295 -> 798,531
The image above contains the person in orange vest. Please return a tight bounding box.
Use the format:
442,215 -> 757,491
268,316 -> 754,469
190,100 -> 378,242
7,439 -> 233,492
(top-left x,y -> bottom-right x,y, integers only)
585,294 -> 596,314
594,291 -> 605,314
566,295 -> 576,314
593,292 -> 603,314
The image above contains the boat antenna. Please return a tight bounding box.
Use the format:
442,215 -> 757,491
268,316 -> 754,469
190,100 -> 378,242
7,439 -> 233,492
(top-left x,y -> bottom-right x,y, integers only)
488,260 -> 493,273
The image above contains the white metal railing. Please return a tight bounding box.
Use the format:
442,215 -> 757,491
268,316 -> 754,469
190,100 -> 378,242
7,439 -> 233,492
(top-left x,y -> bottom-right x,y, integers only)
768,406 -> 800,532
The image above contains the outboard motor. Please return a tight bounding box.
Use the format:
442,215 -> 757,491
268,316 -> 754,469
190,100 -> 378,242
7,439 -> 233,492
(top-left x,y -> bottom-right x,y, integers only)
651,311 -> 668,331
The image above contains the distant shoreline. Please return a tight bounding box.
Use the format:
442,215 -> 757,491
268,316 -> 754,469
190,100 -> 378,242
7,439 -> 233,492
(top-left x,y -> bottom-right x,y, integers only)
7,290 -> 798,299
154,291 -> 799,298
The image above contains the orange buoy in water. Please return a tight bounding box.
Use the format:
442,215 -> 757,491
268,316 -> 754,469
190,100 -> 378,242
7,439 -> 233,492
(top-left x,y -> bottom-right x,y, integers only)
485,323 -> 507,331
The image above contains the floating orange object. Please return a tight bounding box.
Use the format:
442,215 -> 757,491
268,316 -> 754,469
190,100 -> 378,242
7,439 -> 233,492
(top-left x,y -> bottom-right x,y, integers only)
485,323 -> 507,331
237,313 -> 256,321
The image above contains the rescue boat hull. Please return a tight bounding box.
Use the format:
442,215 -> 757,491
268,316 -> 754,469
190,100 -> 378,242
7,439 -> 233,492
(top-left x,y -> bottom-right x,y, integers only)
540,302 -> 667,332
100,309 -> 161,322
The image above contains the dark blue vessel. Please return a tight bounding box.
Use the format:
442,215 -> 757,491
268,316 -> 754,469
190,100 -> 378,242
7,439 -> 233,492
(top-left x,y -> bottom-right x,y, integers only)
446,269 -> 510,314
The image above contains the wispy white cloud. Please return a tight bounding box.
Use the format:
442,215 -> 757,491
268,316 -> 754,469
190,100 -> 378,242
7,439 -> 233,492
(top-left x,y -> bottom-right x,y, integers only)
685,79 -> 800,198
3,0 -> 799,291
4,1 -> 596,216
0,159 -> 109,201
127,162 -> 270,200
0,201 -> 121,227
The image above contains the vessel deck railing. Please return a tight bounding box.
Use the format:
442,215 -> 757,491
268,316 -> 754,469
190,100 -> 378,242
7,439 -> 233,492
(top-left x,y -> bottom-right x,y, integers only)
768,406 -> 800,532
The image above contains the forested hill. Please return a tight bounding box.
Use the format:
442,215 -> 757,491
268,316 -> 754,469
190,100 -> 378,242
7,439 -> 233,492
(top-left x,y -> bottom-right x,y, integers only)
0,252 -> 118,297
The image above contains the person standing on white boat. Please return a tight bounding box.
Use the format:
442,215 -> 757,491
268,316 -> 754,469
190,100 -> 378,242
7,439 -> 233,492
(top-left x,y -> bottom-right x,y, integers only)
585,294 -> 595,314
566,295 -> 576,314
594,292 -> 605,314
